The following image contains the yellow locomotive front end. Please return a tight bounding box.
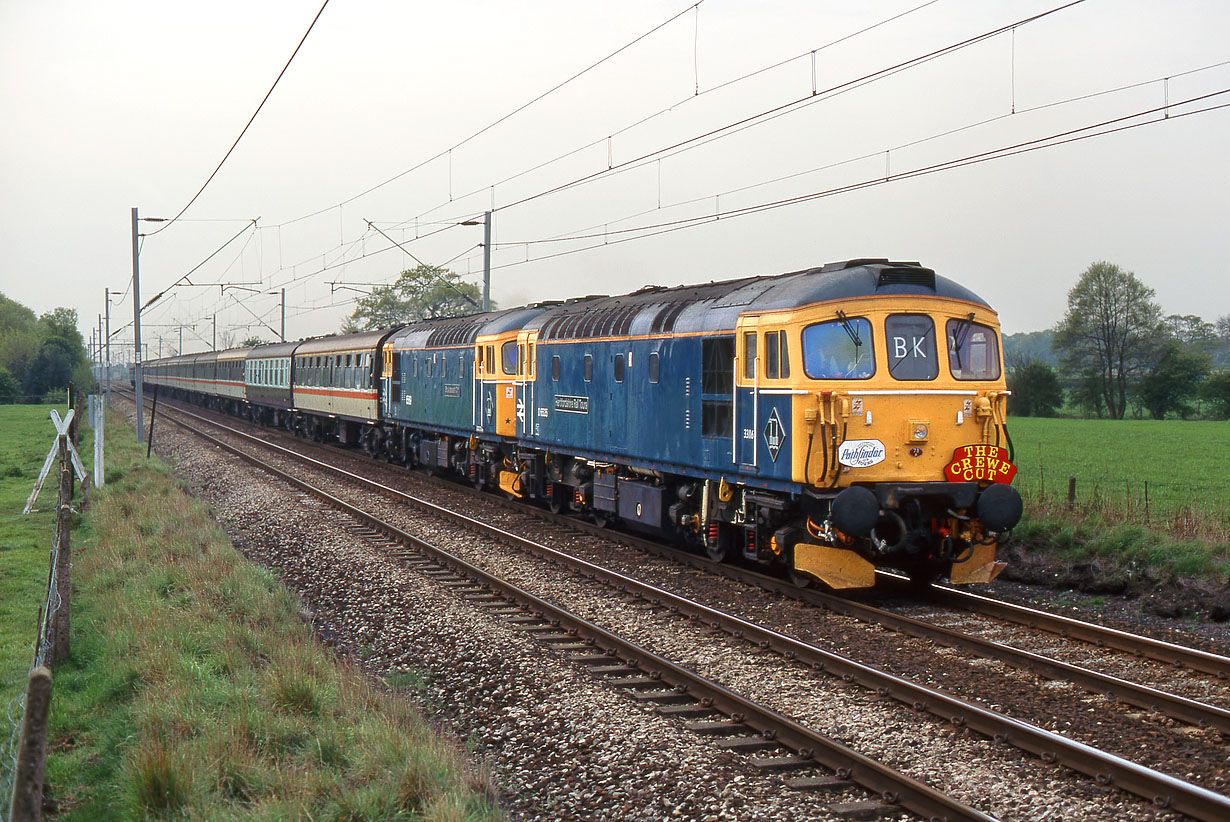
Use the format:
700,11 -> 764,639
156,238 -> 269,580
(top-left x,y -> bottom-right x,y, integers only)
737,273 -> 1022,589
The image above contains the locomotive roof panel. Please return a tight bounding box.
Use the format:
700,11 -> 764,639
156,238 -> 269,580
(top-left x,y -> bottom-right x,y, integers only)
387,305 -> 551,349
523,260 -> 990,340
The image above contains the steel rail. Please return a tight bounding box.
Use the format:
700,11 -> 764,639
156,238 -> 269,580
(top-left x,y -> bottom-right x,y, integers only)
903,577 -> 1230,679
148,403 -> 991,822
141,396 -> 1230,822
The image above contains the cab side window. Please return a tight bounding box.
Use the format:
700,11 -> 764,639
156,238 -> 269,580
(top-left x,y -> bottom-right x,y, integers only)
765,331 -> 789,379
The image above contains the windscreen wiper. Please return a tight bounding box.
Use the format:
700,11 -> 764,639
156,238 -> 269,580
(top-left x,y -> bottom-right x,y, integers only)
836,310 -> 862,348
950,312 -> 975,369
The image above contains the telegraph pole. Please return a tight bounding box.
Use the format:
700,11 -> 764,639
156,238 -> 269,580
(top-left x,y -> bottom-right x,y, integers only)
281,288 -> 286,342
105,287 -> 111,407
132,207 -> 144,441
482,210 -> 492,312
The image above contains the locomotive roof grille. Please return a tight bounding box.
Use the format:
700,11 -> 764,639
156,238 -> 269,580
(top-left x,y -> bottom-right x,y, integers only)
876,267 -> 936,290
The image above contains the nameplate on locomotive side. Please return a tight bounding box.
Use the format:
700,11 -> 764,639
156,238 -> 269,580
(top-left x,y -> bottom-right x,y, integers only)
443,384 -> 461,398
554,395 -> 590,414
836,439 -> 886,468
944,445 -> 1017,484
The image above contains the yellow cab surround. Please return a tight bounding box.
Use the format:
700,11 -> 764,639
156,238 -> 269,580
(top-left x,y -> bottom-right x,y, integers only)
734,293 -> 1015,588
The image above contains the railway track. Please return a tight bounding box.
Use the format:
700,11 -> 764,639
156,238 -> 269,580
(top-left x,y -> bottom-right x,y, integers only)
134,394 -> 1230,726
130,392 -> 1230,820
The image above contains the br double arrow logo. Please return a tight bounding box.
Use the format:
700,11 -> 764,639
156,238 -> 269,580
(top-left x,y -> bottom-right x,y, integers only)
763,407 -> 786,463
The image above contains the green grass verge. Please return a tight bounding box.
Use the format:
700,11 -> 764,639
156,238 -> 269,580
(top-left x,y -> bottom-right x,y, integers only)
0,404 -> 501,819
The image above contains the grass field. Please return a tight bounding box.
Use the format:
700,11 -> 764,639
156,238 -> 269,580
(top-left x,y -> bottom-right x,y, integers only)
1006,417 -> 1230,524
1,403 -> 501,820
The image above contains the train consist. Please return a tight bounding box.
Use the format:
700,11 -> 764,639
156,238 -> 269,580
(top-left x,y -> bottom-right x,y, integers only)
142,259 -> 1022,589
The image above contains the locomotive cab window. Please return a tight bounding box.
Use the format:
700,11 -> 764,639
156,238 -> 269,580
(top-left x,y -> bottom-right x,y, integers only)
947,317 -> 1001,380
885,314 -> 938,381
743,332 -> 757,380
501,341 -> 518,376
802,317 -> 874,379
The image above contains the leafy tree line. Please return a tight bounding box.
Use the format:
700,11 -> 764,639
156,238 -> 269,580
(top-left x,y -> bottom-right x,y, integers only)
0,293 -> 95,403
1006,262 -> 1230,420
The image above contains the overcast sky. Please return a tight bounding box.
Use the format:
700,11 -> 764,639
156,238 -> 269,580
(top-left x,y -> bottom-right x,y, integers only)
2,0 -> 1228,358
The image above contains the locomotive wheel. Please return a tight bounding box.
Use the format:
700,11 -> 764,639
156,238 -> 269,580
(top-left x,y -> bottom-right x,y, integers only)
904,563 -> 943,589
787,568 -> 814,588
704,541 -> 729,562
591,511 -> 610,528
547,493 -> 564,514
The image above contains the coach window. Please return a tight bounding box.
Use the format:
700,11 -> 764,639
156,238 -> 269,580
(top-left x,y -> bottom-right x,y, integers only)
613,353 -> 625,383
802,317 -> 874,379
947,317 -> 1001,380
648,352 -> 660,384
743,332 -> 757,380
885,314 -> 938,381
551,355 -> 561,381
583,354 -> 593,382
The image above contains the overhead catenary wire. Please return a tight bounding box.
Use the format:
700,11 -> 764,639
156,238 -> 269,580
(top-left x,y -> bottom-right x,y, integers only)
145,0 -> 332,238
397,0 -> 943,231
491,62 -> 1230,251
277,0 -> 709,229
463,90 -> 1230,275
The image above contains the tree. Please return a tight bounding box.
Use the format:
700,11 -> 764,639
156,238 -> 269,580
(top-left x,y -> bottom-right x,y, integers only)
343,265 -> 486,332
1162,314 -> 1218,355
0,365 -> 19,403
241,336 -> 266,347
1199,370 -> 1230,420
1052,262 -> 1163,419
1214,314 -> 1230,368
1136,339 -> 1210,419
1007,361 -> 1063,417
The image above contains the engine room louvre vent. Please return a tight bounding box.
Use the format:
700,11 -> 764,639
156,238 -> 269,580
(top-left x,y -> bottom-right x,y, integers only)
877,267 -> 936,290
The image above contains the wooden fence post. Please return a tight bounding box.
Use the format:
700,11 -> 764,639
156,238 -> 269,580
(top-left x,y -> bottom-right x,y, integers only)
7,666 -> 52,822
1067,475 -> 1077,510
48,438 -> 72,666
146,384 -> 159,458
